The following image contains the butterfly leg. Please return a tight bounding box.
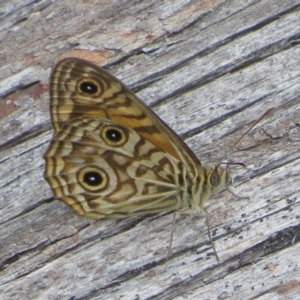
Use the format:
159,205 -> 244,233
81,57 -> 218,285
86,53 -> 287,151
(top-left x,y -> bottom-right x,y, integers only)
166,212 -> 177,260
202,207 -> 220,261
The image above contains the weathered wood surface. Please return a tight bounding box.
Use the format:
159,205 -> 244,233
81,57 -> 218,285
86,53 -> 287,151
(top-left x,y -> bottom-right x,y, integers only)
0,1 -> 300,299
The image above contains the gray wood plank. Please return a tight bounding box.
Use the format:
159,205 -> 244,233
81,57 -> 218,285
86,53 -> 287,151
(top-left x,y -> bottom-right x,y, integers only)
0,0 -> 299,299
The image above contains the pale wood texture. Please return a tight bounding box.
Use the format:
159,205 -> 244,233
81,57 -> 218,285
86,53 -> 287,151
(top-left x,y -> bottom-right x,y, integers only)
1,1 -> 300,299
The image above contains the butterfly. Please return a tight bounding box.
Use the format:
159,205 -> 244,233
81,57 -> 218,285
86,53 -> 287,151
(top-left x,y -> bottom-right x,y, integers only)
43,57 -> 231,260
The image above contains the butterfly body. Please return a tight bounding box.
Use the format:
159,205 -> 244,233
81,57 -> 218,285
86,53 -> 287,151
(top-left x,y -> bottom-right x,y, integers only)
44,58 -> 229,257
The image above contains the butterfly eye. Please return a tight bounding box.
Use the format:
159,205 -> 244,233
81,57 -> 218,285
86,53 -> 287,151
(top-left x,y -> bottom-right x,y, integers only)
79,80 -> 99,94
78,166 -> 108,192
210,168 -> 221,187
101,125 -> 127,146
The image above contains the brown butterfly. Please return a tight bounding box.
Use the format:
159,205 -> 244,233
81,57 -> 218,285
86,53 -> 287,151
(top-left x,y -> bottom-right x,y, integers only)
43,58 -> 231,260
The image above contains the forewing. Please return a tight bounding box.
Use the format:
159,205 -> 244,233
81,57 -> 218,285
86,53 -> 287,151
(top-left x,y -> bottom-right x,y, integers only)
50,58 -> 200,170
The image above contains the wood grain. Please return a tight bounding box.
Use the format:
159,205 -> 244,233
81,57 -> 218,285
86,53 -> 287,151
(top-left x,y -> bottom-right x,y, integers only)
0,1 -> 300,299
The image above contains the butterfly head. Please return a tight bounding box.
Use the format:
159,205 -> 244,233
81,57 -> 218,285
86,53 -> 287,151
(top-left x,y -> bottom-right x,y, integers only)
207,164 -> 230,195
195,164 -> 230,209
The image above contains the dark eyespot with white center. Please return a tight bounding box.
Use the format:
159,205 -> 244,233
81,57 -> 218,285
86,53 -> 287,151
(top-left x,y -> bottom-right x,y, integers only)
83,171 -> 102,186
79,81 -> 98,94
101,125 -> 127,146
106,128 -> 122,142
78,166 -> 108,192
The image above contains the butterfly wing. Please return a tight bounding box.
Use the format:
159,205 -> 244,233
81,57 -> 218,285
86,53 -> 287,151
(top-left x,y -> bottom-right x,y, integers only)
43,117 -> 189,217
50,58 -> 200,173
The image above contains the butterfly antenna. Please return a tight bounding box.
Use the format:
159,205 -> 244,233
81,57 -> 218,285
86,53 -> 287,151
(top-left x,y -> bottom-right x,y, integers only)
234,107 -> 275,147
219,161 -> 247,169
